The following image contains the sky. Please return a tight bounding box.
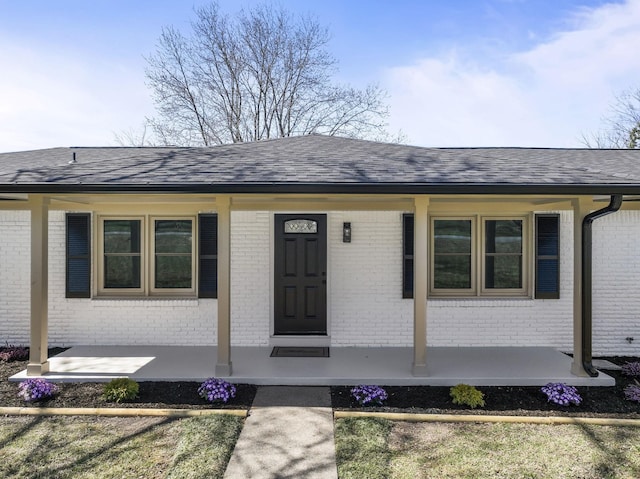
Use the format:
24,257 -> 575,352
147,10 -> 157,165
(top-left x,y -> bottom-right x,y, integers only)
1,0 -> 639,152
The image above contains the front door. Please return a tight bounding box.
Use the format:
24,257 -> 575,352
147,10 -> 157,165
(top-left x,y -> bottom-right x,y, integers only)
274,214 -> 327,335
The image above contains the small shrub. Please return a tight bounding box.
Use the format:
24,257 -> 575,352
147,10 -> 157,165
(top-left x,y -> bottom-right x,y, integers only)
102,378 -> 139,403
350,385 -> 388,406
541,382 -> 582,406
0,345 -> 29,362
621,361 -> 640,377
198,378 -> 236,404
624,383 -> 640,402
450,384 -> 485,408
17,378 -> 59,402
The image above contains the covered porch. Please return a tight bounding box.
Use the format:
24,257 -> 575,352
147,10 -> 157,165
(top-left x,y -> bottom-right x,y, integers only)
17,193 -> 608,384
11,345 -> 615,386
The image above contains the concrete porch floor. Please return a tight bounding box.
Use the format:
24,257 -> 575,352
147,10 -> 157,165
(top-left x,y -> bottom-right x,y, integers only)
11,346 -> 614,386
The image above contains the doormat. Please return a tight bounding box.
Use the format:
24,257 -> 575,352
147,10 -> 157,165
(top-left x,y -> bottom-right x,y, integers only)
270,347 -> 330,358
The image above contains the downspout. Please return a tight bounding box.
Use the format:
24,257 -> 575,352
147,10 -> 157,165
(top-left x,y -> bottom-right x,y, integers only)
581,194 -> 623,376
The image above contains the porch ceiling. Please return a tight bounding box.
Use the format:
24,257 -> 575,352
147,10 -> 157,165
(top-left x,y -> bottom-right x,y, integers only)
11,346 -> 614,387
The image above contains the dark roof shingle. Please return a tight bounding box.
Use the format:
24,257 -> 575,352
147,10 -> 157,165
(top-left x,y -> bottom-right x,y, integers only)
1,135 -> 640,194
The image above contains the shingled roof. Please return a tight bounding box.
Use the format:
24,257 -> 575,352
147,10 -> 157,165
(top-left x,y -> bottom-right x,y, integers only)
1,134 -> 640,194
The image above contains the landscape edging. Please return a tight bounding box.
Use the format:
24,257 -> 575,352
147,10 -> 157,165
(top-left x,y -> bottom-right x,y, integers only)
3,407 -> 639,425
0,406 -> 248,418
334,410 -> 640,427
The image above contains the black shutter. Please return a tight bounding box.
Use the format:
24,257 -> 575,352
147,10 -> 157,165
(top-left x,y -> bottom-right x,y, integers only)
198,214 -> 218,298
66,213 -> 91,298
535,214 -> 560,299
403,214 -> 414,298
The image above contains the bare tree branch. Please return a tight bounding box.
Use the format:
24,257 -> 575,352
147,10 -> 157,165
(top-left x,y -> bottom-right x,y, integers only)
141,1 -> 390,146
582,88 -> 640,149
113,124 -> 155,147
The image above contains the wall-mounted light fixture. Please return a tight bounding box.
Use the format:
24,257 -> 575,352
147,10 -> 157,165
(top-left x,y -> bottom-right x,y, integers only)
343,222 -> 351,243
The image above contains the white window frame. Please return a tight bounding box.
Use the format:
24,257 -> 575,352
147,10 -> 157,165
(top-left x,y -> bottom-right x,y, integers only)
429,214 -> 529,298
97,215 -> 196,297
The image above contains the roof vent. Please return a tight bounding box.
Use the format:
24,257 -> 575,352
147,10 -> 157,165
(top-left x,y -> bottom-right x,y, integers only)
68,152 -> 77,165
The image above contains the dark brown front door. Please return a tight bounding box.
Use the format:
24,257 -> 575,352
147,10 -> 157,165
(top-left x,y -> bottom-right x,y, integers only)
274,214 -> 327,335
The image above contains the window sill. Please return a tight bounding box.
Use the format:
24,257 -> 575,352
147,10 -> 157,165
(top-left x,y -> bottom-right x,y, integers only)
90,296 -> 202,302
427,296 -> 533,301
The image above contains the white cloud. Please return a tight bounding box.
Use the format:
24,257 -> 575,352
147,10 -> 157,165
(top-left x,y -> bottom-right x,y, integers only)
0,40 -> 153,152
385,0 -> 640,147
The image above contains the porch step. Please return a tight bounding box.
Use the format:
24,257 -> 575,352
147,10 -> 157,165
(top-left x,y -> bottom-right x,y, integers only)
224,386 -> 337,479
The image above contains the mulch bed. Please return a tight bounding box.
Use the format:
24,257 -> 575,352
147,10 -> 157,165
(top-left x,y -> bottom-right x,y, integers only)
1,348 -> 639,418
0,348 -> 256,410
332,375 -> 640,419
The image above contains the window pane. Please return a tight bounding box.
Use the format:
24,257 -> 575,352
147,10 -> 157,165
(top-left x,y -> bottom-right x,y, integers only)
155,256 -> 192,288
434,255 -> 471,288
485,220 -> 522,254
434,220 -> 471,254
155,220 -> 192,254
486,256 -> 522,289
104,256 -> 141,288
104,220 -> 141,253
284,219 -> 317,234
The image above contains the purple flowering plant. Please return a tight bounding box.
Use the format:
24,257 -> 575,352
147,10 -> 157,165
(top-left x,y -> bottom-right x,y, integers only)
198,377 -> 236,404
624,384 -> 640,402
621,361 -> 640,377
0,345 -> 29,362
17,378 -> 59,402
350,385 -> 388,406
541,382 -> 582,406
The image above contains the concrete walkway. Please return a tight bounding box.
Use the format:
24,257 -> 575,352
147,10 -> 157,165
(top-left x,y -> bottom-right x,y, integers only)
224,386 -> 338,479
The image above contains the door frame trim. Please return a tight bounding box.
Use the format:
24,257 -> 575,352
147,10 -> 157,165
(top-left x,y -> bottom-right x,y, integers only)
269,211 -> 331,346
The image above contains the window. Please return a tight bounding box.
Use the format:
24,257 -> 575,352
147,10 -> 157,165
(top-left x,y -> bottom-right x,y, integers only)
152,219 -> 193,290
433,218 -> 473,292
482,218 -> 524,293
66,213 -> 217,298
98,216 -> 195,296
103,219 -> 143,290
404,214 -> 541,298
431,216 -> 527,296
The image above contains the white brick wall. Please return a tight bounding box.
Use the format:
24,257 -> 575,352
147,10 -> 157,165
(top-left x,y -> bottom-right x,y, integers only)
0,211 -> 31,345
230,211 -> 271,346
1,207 -> 640,355
592,211 -> 640,355
329,211 -> 412,346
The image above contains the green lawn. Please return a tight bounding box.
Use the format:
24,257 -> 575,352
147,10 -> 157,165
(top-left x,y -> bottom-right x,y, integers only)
335,417 -> 640,479
0,415 -> 242,479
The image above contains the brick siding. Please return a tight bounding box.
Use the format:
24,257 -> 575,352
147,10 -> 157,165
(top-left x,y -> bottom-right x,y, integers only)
0,208 -> 638,356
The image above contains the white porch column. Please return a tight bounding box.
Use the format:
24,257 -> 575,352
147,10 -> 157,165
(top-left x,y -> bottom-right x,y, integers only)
216,196 -> 232,376
412,196 -> 429,376
571,197 -> 590,376
27,195 -> 50,376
